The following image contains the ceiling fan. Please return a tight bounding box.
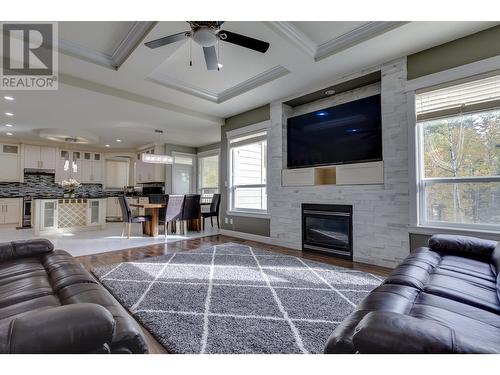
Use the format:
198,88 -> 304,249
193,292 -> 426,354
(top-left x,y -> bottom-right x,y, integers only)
144,21 -> 270,70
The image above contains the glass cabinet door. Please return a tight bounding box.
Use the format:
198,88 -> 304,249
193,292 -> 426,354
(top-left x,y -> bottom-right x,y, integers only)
42,200 -> 57,229
88,200 -> 100,225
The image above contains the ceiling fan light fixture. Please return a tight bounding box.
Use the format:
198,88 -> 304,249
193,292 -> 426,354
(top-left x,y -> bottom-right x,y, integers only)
192,27 -> 218,47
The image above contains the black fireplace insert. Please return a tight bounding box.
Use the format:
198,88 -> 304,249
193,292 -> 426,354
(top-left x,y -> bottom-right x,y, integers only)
302,203 -> 353,259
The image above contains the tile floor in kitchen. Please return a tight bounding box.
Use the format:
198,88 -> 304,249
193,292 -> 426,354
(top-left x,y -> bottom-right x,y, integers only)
0,222 -> 220,257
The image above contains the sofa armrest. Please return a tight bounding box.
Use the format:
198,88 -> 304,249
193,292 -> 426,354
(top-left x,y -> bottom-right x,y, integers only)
0,239 -> 54,262
352,311 -> 455,353
0,304 -> 115,353
428,234 -> 497,260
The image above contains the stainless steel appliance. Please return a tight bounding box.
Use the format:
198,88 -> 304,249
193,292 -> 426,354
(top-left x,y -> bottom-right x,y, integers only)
22,196 -> 32,228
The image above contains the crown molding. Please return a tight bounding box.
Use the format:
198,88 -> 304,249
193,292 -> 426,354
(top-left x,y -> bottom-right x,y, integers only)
111,21 -> 156,69
266,21 -> 317,58
58,39 -> 114,69
145,75 -> 219,103
59,21 -> 155,70
267,21 -> 409,62
315,21 -> 409,61
217,66 -> 290,103
147,65 -> 290,104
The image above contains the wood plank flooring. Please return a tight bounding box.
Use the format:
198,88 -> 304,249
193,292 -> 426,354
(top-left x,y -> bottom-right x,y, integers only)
77,234 -> 393,354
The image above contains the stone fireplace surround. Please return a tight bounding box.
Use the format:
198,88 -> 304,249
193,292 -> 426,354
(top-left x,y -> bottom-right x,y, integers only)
268,58 -> 410,268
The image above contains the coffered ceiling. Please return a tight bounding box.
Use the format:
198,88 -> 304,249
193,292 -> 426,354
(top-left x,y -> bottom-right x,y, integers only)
0,21 -> 497,149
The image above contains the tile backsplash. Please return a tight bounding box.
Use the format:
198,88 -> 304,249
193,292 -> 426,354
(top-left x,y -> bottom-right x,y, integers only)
0,174 -> 112,198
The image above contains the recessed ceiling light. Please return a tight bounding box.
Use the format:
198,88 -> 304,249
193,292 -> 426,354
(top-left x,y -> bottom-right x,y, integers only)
325,90 -> 335,96
6,132 -> 13,136
5,124 -> 13,127
5,112 -> 13,117
116,139 -> 121,142
105,144 -> 110,147
4,96 -> 14,101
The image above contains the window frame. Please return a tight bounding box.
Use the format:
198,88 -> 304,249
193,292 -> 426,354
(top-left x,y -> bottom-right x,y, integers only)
226,120 -> 270,218
412,77 -> 500,233
197,148 -> 220,195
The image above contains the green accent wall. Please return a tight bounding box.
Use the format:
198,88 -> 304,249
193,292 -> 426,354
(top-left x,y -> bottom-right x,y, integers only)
407,25 -> 500,80
220,105 -> 271,237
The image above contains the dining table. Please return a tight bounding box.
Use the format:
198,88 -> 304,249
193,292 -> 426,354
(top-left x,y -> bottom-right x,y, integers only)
130,199 -> 213,237
129,202 -> 166,237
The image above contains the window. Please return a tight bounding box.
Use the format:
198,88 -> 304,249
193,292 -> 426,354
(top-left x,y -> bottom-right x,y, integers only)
198,151 -> 219,195
228,127 -> 268,215
415,73 -> 500,231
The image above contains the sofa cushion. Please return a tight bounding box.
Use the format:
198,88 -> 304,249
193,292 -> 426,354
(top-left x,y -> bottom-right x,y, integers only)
429,234 -> 497,260
58,283 -> 147,353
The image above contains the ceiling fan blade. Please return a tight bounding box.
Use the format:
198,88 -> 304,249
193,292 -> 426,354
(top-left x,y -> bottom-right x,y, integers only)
144,31 -> 189,49
203,46 -> 218,70
219,30 -> 270,53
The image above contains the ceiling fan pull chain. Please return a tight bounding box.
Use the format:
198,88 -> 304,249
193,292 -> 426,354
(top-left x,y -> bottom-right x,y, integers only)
217,42 -> 220,71
189,38 -> 193,67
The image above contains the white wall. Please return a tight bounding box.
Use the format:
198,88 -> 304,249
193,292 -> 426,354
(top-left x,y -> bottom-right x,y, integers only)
268,58 -> 410,268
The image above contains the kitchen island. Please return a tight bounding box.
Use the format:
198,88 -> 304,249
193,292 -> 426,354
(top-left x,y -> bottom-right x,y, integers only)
32,197 -> 106,235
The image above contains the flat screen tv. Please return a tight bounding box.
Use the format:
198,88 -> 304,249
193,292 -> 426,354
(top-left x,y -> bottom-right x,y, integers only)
287,94 -> 382,169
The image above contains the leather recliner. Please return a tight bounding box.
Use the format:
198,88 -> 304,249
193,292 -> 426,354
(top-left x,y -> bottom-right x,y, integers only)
325,234 -> 500,354
0,239 -> 147,353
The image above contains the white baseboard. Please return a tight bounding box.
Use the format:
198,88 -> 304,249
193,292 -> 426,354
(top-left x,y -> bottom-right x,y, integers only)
219,229 -> 274,244
219,229 -> 302,251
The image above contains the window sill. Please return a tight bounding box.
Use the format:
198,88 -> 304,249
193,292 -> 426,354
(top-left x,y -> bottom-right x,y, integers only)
408,225 -> 500,241
226,210 -> 271,219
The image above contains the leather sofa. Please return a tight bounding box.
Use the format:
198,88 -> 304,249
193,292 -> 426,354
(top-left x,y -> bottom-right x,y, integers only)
0,239 -> 147,353
325,234 -> 500,354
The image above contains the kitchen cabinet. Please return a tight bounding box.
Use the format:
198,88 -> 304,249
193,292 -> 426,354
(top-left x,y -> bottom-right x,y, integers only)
106,197 -> 122,218
33,198 -> 106,234
0,198 -> 21,225
135,146 -> 166,184
105,160 -> 129,188
39,199 -> 58,231
87,199 -> 104,226
56,150 -> 104,183
24,145 -> 56,170
0,143 -> 21,182
136,160 -> 165,183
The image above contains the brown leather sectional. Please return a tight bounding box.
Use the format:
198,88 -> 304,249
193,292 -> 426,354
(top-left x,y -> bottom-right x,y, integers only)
0,239 -> 147,353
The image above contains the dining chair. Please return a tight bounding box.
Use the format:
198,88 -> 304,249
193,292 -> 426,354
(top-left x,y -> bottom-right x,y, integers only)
201,193 -> 221,230
162,195 -> 184,237
118,196 -> 151,238
180,194 -> 201,234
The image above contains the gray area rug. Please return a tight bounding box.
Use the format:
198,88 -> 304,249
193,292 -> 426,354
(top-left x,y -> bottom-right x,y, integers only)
91,243 -> 382,354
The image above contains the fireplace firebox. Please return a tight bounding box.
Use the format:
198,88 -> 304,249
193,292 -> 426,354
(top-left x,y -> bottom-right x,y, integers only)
302,204 -> 353,259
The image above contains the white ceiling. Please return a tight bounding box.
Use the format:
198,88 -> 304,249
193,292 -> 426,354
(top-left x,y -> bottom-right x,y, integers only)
1,21 -> 497,149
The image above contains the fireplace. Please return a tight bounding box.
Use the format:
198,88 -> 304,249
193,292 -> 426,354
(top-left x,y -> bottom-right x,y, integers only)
302,204 -> 353,259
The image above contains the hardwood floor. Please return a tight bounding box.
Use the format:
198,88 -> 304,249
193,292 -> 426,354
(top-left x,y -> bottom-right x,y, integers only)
77,234 -> 393,354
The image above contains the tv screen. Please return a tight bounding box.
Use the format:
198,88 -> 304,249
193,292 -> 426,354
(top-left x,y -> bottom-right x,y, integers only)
287,94 -> 382,169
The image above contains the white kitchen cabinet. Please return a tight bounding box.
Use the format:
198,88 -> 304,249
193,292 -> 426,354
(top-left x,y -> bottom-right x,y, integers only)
135,146 -> 166,184
40,199 -> 58,231
0,143 -> 20,182
105,160 -> 129,188
0,198 -> 21,225
23,145 -> 56,170
136,160 -> 165,183
106,197 -> 122,218
87,199 -> 104,226
24,145 -> 41,169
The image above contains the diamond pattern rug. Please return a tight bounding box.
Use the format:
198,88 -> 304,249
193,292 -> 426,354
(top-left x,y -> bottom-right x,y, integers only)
91,243 -> 382,354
